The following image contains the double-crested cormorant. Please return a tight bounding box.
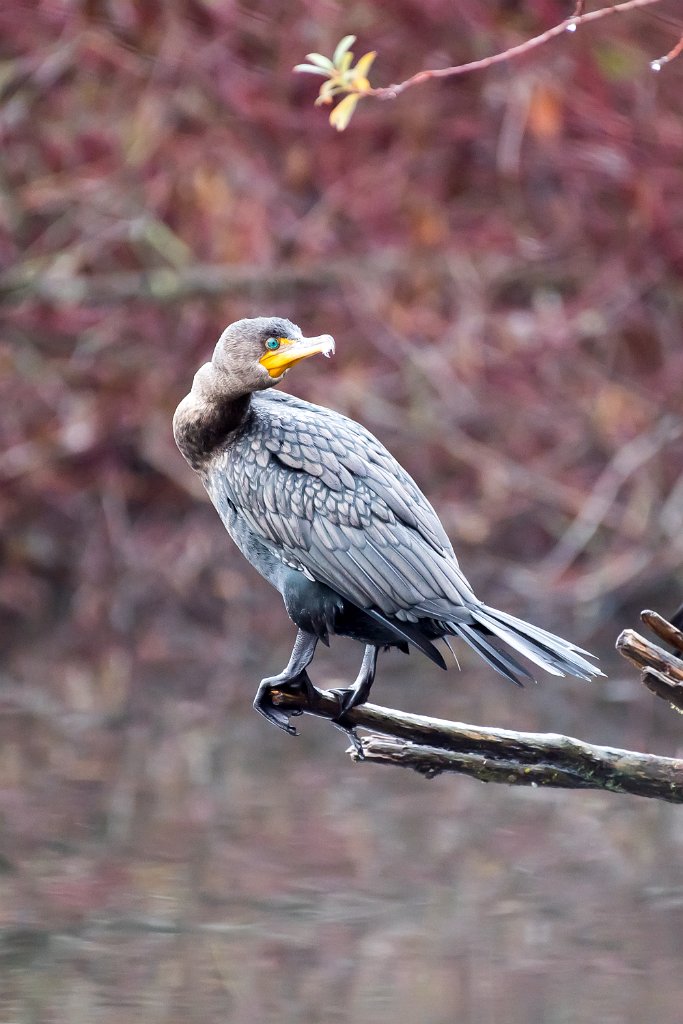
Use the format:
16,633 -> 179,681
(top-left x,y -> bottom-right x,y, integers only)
174,317 -> 601,735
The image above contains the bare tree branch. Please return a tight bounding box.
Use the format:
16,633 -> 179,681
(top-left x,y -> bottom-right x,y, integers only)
641,668 -> 683,712
269,685 -> 683,802
617,610 -> 683,713
366,0 -> 666,100
642,609 -> 683,652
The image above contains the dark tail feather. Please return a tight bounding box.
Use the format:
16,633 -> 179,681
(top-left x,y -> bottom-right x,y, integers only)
462,604 -> 602,683
450,623 -> 535,687
365,608 -> 448,670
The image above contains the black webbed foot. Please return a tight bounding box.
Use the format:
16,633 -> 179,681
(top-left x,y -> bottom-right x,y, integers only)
253,682 -> 299,735
253,629 -> 322,735
253,669 -> 321,736
253,665 -> 334,736
252,634 -> 378,753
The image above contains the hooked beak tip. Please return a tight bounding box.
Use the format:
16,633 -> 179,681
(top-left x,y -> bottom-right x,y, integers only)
319,334 -> 335,358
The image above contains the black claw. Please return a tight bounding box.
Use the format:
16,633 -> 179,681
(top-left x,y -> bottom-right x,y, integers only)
253,694 -> 299,736
329,717 -> 364,758
328,687 -> 347,714
325,688 -> 366,758
328,686 -> 364,717
346,727 -> 365,759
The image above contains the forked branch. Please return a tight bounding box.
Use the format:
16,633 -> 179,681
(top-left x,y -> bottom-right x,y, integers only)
617,610 -> 683,713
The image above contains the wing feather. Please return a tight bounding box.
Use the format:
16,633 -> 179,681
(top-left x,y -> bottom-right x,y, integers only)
206,391 -> 475,620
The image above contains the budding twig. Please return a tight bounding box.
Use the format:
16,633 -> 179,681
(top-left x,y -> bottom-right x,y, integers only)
366,0 -> 666,100
297,0 -> 670,130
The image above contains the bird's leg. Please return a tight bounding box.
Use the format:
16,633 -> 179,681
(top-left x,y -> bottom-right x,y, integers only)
326,644 -> 380,755
326,645 -> 380,756
329,644 -> 380,716
253,629 -> 320,736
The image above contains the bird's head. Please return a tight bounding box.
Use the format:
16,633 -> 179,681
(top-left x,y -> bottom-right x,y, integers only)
212,316 -> 335,392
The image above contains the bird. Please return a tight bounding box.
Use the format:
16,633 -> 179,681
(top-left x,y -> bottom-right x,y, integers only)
173,316 -> 601,737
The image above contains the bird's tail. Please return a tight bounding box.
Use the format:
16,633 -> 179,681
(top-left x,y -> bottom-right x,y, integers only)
446,604 -> 602,687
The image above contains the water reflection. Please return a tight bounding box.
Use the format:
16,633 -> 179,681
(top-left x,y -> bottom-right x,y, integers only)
1,654 -> 682,1023
2,868 -> 682,1023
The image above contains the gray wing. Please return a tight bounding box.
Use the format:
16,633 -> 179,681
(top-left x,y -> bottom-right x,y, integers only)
206,392 -> 478,622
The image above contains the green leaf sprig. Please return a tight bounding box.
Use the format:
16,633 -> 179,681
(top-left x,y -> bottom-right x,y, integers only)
294,35 -> 376,131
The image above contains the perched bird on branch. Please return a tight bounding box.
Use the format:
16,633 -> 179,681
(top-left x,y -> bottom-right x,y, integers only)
174,317 -> 601,735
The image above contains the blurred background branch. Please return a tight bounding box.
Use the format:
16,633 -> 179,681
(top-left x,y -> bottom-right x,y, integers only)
0,257 -> 379,304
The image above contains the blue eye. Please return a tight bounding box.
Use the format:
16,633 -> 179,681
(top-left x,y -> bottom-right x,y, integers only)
265,338 -> 280,351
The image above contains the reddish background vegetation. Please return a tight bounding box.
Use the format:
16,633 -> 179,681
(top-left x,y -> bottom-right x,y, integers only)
1,2 -> 683,1019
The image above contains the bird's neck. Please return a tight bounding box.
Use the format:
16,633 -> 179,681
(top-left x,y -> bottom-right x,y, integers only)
173,361 -> 251,470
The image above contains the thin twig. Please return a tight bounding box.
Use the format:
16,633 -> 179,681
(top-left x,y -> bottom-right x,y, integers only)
366,0 -> 666,99
651,31 -> 683,71
270,686 -> 683,802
